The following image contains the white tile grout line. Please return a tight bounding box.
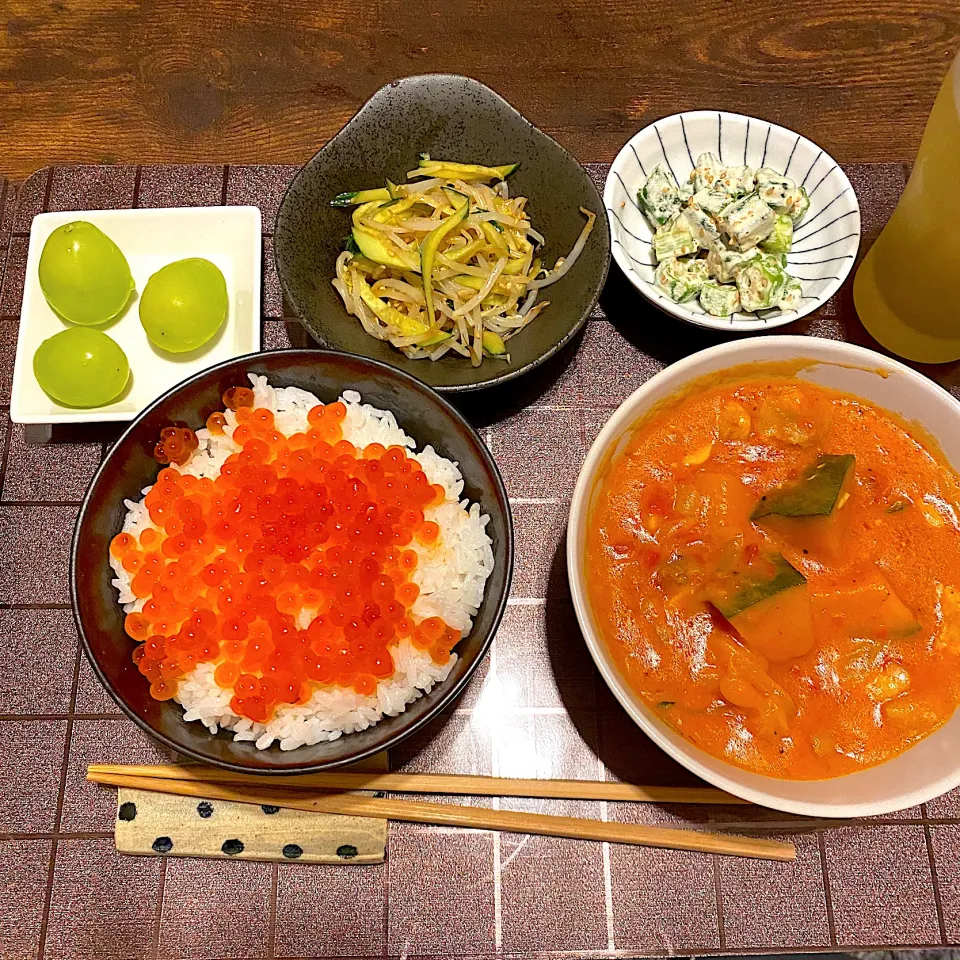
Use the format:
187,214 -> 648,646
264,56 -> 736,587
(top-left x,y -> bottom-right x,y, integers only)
506,597 -> 547,606
492,808 -> 503,953
602,828 -> 616,953
455,706 -> 576,716
599,754 -> 616,953
490,633 -> 503,954
415,826 -> 492,835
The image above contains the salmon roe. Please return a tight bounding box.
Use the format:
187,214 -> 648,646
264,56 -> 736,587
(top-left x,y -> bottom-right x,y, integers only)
114,388 -> 458,724
153,426 -> 200,466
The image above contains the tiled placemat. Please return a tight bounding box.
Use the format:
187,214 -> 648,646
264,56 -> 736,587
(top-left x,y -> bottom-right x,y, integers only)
2,162 -> 960,960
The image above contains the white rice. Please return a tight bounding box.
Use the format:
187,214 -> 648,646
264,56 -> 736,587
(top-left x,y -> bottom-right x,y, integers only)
110,375 -> 494,750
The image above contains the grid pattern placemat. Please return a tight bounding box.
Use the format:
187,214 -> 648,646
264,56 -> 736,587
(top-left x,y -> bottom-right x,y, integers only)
2,161 -> 960,960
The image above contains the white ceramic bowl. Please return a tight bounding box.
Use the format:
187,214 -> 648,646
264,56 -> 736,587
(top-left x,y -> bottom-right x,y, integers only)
568,335 -> 960,817
11,206 -> 262,425
604,111 -> 861,332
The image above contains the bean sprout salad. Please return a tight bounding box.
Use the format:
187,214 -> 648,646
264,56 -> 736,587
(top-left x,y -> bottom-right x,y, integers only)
331,156 -> 595,365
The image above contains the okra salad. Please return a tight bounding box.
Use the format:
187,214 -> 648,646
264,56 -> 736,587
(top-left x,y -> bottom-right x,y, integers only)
331,157 -> 596,366
636,153 -> 810,317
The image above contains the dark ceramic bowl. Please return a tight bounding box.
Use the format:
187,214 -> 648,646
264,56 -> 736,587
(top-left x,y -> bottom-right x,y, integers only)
274,73 -> 610,392
71,349 -> 513,773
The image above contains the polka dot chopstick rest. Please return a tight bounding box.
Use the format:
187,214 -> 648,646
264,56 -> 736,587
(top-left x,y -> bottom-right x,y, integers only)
115,787 -> 387,864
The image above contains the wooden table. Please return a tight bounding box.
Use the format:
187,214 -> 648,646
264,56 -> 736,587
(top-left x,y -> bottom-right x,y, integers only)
3,6 -> 960,960
1,1 -> 958,181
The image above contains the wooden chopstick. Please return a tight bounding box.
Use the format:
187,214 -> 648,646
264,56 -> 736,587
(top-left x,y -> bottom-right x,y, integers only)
88,770 -> 792,861
86,764 -> 748,805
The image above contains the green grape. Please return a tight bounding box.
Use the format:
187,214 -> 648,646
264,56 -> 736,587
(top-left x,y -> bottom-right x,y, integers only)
33,327 -> 130,408
139,258 -> 227,353
38,221 -> 134,325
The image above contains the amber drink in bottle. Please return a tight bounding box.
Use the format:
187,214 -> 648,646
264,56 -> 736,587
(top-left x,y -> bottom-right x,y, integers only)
854,52 -> 960,362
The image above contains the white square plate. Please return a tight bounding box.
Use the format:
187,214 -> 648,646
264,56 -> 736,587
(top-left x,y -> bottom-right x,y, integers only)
11,206 -> 262,424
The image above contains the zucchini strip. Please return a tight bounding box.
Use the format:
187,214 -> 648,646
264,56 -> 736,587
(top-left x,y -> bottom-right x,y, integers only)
421,198 -> 470,329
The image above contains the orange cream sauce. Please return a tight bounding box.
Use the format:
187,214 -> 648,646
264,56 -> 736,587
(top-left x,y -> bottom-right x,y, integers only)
586,366 -> 960,779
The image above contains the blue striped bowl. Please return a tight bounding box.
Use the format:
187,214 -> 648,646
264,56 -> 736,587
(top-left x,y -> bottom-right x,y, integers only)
603,111 -> 861,332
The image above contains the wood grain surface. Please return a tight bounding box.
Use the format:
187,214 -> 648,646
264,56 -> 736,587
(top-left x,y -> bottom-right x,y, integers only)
0,1 -> 958,180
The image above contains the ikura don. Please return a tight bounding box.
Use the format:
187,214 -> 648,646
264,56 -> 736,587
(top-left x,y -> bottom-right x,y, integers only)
109,376 -> 494,750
